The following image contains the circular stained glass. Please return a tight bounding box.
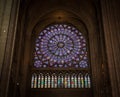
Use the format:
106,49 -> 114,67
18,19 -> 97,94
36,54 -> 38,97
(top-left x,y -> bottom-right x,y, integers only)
34,24 -> 88,68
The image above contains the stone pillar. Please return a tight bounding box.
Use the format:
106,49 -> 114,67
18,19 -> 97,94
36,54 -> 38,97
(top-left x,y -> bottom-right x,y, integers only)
0,0 -> 20,97
100,0 -> 120,97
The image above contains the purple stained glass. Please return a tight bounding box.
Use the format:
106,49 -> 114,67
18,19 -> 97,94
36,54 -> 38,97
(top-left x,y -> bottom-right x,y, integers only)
34,24 -> 88,68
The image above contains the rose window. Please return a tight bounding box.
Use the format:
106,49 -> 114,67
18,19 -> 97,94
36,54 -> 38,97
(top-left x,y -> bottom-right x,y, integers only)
34,24 -> 88,68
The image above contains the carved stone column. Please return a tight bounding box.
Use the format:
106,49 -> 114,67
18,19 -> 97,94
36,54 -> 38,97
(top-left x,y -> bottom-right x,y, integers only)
100,0 -> 120,97
0,0 -> 20,97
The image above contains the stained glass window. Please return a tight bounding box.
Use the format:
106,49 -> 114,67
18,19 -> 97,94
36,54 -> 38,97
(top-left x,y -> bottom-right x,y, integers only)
78,73 -> 81,88
74,74 -> 77,88
64,74 -> 68,88
44,74 -> 48,88
88,75 -> 91,88
71,74 -> 74,88
34,24 -> 88,68
41,74 -> 44,88
67,74 -> 71,88
48,74 -> 51,88
31,74 -> 35,88
51,74 -> 54,88
31,73 -> 37,88
31,24 -> 91,89
38,74 -> 41,88
31,72 -> 91,88
54,74 -> 57,88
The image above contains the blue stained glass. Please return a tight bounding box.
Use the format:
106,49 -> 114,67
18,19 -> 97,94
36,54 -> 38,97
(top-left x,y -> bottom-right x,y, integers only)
44,75 -> 47,88
38,75 -> 41,88
54,75 -> 57,88
41,75 -> 44,88
34,24 -> 89,68
64,64 -> 68,67
74,75 -> 77,88
75,65 -> 79,68
31,72 -> 91,89
71,75 -> 74,88
84,75 -> 88,88
81,75 -> 84,88
79,60 -> 88,68
31,74 -> 34,88
67,75 -> 71,88
78,74 -> 81,88
51,75 -> 54,88
61,75 -> 64,88
88,75 -> 91,88
58,75 -> 61,88
64,74 -> 68,88
34,74 -> 37,88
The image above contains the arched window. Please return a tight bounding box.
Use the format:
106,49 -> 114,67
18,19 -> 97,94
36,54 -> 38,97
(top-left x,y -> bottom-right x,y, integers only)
31,24 -> 91,89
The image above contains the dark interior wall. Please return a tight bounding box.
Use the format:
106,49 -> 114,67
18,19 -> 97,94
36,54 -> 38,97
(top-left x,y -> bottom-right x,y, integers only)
14,0 -> 107,97
3,0 -> 119,97
0,0 -> 20,97
100,0 -> 120,97
0,0 -> 119,97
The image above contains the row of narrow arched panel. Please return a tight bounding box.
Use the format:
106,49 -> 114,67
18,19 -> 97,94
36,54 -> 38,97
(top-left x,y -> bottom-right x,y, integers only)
31,72 -> 91,88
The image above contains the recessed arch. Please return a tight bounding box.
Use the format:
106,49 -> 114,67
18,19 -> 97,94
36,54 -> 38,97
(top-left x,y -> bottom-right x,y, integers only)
32,10 -> 87,31
30,20 -> 92,93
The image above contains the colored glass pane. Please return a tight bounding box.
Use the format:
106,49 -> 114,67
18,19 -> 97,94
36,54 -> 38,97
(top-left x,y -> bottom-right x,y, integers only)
31,74 -> 34,88
38,75 -> 41,88
31,72 -> 91,89
67,75 -> 71,88
34,24 -> 88,68
78,74 -> 81,88
31,24 -> 91,89
51,74 -> 54,88
48,74 -> 50,88
34,74 -> 37,88
81,75 -> 84,88
74,75 -> 77,88
54,75 -> 57,88
64,74 -> 68,88
88,75 -> 91,88
45,75 -> 48,88
41,75 -> 44,88
71,75 -> 74,88
58,74 -> 61,88
84,74 -> 88,88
